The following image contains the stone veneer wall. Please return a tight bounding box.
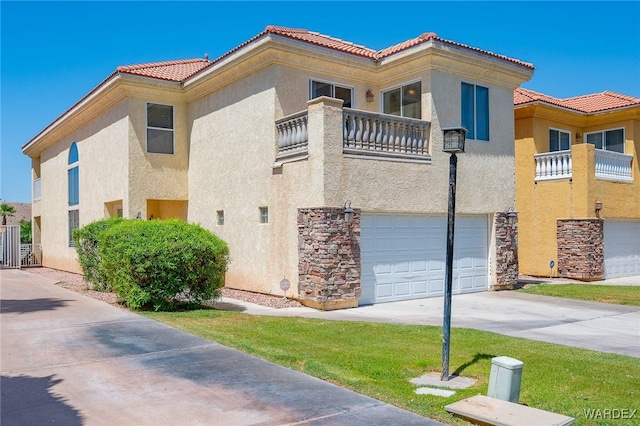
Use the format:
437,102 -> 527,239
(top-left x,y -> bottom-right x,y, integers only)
557,219 -> 604,281
297,207 -> 361,310
493,212 -> 519,289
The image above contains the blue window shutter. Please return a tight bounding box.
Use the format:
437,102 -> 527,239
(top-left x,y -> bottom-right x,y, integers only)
461,83 -> 475,139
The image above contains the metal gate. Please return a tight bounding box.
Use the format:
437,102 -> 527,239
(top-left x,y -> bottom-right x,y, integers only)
1,225 -> 21,269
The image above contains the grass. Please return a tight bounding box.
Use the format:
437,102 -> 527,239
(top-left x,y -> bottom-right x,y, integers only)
518,284 -> 640,306
144,310 -> 640,425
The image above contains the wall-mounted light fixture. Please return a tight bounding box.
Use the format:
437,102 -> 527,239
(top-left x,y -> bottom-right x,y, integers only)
136,212 -> 142,220
505,207 -> 517,225
342,200 -> 354,224
576,133 -> 582,142
595,199 -> 603,213
366,89 -> 374,103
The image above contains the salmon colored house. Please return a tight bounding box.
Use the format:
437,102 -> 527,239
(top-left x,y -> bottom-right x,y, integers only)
515,88 -> 640,280
22,26 -> 534,309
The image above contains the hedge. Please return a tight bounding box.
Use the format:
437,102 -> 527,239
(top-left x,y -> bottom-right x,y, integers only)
72,217 -> 124,291
98,219 -> 229,311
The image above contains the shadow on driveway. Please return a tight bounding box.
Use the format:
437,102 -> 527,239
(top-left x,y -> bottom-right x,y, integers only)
1,374 -> 84,426
0,298 -> 73,314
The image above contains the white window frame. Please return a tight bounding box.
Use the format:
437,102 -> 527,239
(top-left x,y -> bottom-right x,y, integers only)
381,80 -> 422,119
585,127 -> 625,153
549,128 -> 571,152
309,79 -> 354,108
68,208 -> 79,248
146,102 -> 175,154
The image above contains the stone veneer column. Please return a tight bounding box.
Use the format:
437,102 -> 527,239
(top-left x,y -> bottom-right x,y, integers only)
493,212 -> 519,290
297,207 -> 361,310
557,219 -> 604,281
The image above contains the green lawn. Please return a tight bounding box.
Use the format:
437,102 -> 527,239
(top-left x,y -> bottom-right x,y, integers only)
144,310 -> 640,425
519,284 -> 640,306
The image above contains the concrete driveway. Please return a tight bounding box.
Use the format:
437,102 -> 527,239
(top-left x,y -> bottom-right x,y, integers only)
220,290 -> 640,358
0,269 -> 440,426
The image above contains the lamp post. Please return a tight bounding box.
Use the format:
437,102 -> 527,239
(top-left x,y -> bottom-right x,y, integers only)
441,126 -> 466,381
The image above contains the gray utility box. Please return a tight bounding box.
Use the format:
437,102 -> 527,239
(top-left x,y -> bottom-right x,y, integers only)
487,356 -> 524,403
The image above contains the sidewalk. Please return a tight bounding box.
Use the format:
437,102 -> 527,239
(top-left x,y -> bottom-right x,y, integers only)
1,269 -> 441,426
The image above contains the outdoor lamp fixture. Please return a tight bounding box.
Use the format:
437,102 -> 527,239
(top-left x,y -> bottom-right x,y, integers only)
440,126 -> 466,381
366,89 -> 374,103
595,199 -> 603,212
136,212 -> 142,220
342,200 -> 355,224
505,207 -> 517,225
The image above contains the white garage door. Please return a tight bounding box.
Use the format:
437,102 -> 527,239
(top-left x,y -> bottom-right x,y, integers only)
360,214 -> 488,305
604,220 -> 640,278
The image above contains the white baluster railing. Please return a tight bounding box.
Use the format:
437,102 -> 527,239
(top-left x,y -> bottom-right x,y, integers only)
534,150 -> 572,181
595,149 -> 633,182
343,109 -> 430,160
276,111 -> 309,161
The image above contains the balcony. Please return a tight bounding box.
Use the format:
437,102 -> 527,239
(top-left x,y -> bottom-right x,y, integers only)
276,103 -> 430,164
534,147 -> 632,183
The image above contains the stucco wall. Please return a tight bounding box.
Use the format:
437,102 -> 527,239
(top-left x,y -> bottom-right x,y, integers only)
37,99 -> 130,272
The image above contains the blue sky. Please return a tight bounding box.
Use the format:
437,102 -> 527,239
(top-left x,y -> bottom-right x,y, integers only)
2,1 -> 639,203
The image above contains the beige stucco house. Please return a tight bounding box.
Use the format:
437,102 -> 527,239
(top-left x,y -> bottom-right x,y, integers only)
22,26 -> 533,309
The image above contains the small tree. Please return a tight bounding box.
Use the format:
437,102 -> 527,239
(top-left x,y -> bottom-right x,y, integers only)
19,220 -> 32,244
1,203 -> 16,226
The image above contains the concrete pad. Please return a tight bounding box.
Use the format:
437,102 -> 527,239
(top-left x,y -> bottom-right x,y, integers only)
1,269 -> 442,425
411,372 -> 476,389
415,387 -> 456,397
445,395 -> 575,426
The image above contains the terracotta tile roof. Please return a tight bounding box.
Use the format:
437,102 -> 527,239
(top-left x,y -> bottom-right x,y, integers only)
116,58 -> 212,82
260,26 -> 533,69
515,87 -> 640,113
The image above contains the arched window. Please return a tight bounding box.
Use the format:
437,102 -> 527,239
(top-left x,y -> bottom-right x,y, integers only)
68,142 -> 79,246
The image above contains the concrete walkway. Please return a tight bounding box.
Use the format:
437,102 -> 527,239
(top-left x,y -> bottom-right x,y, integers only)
216,288 -> 640,358
0,269 -> 441,426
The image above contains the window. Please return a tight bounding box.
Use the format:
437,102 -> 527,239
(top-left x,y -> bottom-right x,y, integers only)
382,81 -> 421,119
586,128 -> 624,153
68,209 -> 79,247
217,210 -> 224,226
259,207 -> 269,224
461,82 -> 489,141
549,129 -> 571,151
68,142 -> 79,247
147,103 -> 174,154
310,80 -> 353,108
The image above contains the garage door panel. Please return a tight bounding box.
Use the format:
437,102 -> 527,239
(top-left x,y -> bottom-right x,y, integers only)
361,214 -> 488,304
604,220 -> 640,278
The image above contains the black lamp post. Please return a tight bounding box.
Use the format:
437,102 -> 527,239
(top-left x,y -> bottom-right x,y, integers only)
441,126 -> 466,381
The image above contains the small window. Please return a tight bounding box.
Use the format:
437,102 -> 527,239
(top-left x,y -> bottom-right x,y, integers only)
147,103 -> 174,154
586,128 -> 624,153
461,82 -> 489,141
68,209 -> 79,247
310,80 -> 353,108
382,81 -> 421,119
549,129 -> 571,151
259,207 -> 269,224
217,210 -> 224,226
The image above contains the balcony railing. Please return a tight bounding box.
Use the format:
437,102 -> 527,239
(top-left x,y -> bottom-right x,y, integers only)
275,107 -> 431,163
276,111 -> 308,162
343,109 -> 430,161
534,150 -> 572,181
33,178 -> 41,201
595,149 -> 633,182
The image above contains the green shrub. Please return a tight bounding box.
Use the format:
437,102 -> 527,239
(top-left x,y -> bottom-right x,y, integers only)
72,217 -> 124,291
99,219 -> 229,311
